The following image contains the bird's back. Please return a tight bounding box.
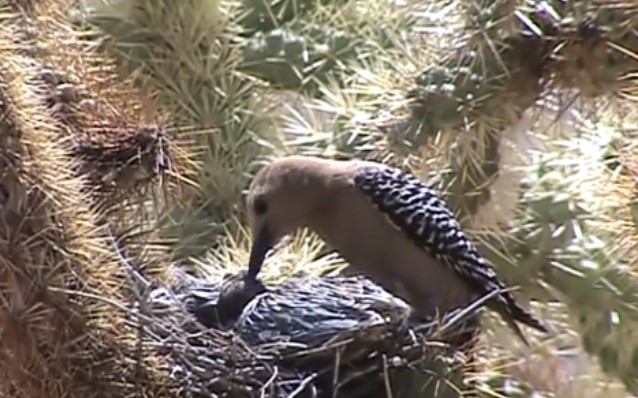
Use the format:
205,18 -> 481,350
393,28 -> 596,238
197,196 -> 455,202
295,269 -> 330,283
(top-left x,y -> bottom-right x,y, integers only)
344,161 -> 547,340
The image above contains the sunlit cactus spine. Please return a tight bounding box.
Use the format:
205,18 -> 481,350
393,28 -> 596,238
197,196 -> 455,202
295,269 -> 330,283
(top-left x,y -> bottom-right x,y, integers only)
220,0 -> 423,166
405,0 -> 638,217
402,0 -> 638,279
404,33 -> 542,226
478,149 -> 638,394
238,0 -> 414,99
399,2 -> 544,224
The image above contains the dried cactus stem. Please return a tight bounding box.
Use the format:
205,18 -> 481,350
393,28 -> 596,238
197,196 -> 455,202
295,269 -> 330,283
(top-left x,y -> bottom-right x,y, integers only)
72,125 -> 172,197
0,32 -> 155,398
28,0 -> 182,286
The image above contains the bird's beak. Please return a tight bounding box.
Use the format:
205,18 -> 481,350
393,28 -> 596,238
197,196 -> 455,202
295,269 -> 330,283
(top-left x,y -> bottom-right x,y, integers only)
247,225 -> 273,279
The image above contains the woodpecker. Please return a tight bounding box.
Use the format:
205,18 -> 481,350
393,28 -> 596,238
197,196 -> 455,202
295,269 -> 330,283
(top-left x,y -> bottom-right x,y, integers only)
244,155 -> 548,345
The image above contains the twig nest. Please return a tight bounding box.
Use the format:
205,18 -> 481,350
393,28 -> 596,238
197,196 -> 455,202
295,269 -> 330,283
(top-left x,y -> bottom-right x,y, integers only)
233,275 -> 412,346
166,269 -> 475,398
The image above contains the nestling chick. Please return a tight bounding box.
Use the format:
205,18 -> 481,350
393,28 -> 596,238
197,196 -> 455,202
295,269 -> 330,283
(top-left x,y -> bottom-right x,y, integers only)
244,155 -> 548,345
215,273 -> 266,329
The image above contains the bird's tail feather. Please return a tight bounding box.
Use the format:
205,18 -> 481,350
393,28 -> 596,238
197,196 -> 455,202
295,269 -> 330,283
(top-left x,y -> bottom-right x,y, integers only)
507,298 -> 549,333
490,293 -> 549,346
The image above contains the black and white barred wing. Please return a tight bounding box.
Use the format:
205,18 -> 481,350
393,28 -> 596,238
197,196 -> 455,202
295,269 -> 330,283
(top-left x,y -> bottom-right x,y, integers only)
352,164 -> 506,295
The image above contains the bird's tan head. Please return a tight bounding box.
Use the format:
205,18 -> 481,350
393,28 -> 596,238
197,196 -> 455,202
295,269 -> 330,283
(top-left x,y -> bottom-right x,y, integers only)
245,156 -> 350,278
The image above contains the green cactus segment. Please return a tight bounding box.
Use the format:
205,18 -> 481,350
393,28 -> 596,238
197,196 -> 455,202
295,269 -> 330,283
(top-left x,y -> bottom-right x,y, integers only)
475,156 -> 638,394
558,247 -> 638,394
238,0 -> 418,95
86,1 -> 266,262
86,16 -> 164,71
407,36 -> 544,144
239,24 -> 379,95
407,0 -> 638,144
405,2 -> 543,145
240,26 -> 362,93
241,29 -> 305,89
404,12 -> 539,227
238,0 -> 350,35
480,155 -> 624,293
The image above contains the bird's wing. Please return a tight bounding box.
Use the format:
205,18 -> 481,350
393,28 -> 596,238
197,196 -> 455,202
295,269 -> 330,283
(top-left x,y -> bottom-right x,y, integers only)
352,164 -> 548,337
352,164 -> 503,292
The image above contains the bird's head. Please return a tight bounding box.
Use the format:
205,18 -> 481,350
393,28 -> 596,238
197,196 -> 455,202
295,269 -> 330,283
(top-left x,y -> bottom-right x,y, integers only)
245,156 -> 349,278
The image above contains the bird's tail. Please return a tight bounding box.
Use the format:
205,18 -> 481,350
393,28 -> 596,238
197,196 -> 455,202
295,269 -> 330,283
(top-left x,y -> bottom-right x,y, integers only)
490,292 -> 549,347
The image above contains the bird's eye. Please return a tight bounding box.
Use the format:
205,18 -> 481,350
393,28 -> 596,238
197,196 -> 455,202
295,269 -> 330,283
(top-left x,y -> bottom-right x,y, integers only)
253,196 -> 268,215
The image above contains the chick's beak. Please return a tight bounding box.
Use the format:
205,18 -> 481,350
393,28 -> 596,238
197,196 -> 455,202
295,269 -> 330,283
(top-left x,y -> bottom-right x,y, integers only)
247,225 -> 273,279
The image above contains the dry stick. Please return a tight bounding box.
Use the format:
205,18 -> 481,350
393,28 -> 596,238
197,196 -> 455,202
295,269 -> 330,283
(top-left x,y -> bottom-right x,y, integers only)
48,272 -> 282,395
108,229 -> 152,396
295,290 -> 492,386
331,346 -> 343,398
52,246 -> 503,397
287,373 -> 318,398
382,354 -> 394,398
331,288 -> 499,393
259,365 -> 278,398
432,287 -> 504,337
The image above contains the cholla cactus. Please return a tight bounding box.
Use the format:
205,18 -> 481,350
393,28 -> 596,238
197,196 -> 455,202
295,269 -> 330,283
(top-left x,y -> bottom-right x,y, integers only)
240,24 -> 376,95
238,0 -> 418,97
0,3 -> 175,396
238,0 -> 351,34
402,2 -> 638,393
85,0 -> 272,262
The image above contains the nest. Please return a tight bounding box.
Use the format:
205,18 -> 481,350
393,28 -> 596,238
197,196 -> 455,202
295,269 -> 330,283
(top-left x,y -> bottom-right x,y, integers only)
126,264 -> 486,398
